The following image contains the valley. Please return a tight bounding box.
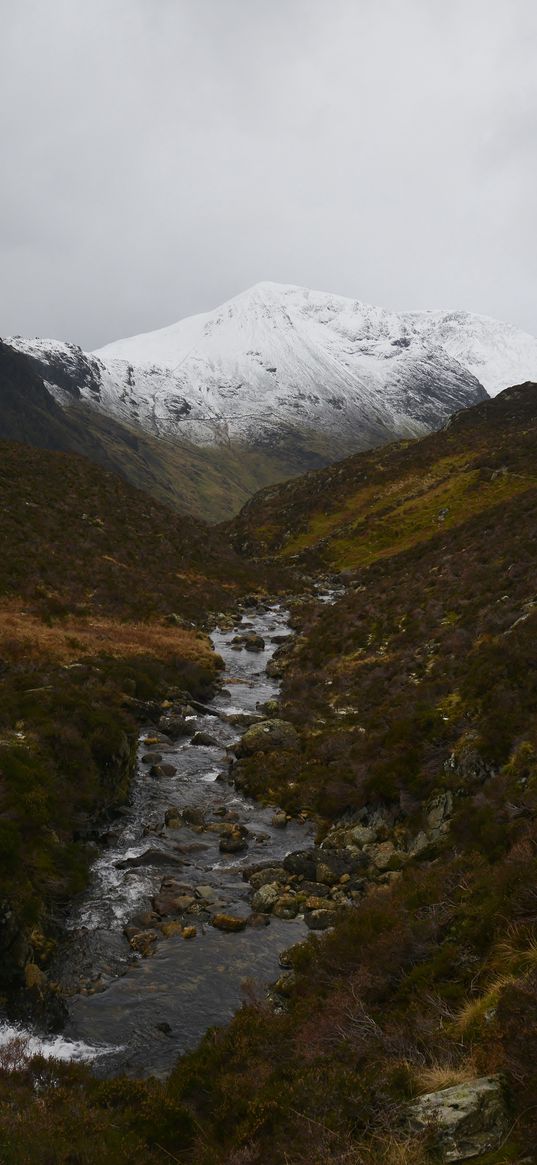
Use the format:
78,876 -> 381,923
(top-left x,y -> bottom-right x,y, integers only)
2,338 -> 537,1162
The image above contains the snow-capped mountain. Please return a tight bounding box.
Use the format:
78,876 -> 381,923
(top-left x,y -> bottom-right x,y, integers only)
8,283 -> 537,499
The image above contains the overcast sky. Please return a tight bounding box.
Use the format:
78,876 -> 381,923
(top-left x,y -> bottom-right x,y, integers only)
2,0 -> 537,349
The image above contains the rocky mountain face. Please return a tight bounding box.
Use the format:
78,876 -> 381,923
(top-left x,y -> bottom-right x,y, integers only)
11,282 -> 533,519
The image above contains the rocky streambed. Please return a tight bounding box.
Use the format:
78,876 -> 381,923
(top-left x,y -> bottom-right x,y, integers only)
0,587 -> 460,1079
34,599 -> 318,1078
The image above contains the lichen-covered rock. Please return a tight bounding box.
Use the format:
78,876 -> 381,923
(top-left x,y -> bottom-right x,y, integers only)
235,719 -> 300,757
408,1076 -> 508,1161
304,908 -> 337,931
249,866 -> 288,890
251,882 -> 281,913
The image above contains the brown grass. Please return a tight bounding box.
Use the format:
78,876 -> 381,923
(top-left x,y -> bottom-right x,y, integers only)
0,600 -> 214,668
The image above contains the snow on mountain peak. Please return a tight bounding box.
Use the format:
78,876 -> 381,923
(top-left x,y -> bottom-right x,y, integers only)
8,282 -> 537,470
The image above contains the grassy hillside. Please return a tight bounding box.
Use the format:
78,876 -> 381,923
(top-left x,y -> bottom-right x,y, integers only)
231,382 -> 537,567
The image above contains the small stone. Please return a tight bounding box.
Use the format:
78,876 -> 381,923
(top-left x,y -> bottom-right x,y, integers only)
182,926 -> 197,940
141,752 -> 163,764
271,811 -> 288,829
191,731 -> 219,747
211,914 -> 247,933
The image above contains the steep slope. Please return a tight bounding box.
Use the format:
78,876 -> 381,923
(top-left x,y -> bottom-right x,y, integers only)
230,382 -> 537,568
0,341 -> 295,521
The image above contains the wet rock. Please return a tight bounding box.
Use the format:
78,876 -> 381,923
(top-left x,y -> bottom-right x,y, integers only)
408,1076 -> 508,1161
271,811 -> 288,829
219,830 -> 248,854
116,849 -> 184,870
273,895 -> 299,919
158,714 -> 190,739
304,908 -> 337,931
191,731 -> 219,747
141,752 -> 163,765
128,929 -> 159,957
211,914 -> 247,933
152,889 -> 195,916
155,1021 -> 172,1034
231,631 -> 265,652
182,807 -> 206,827
251,882 -> 281,913
226,712 -> 264,728
164,808 -> 182,828
283,849 -> 318,880
160,921 -> 183,938
257,698 -> 280,717
246,912 -> 271,928
195,885 -> 218,903
149,763 -> 177,778
235,719 -> 300,758
182,926 -> 197,940
249,866 -> 288,890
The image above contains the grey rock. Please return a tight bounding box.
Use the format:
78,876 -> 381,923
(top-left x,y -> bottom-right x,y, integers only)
409,1076 -> 508,1161
235,719 -> 300,758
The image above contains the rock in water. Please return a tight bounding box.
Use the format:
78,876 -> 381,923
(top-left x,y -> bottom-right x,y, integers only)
408,1076 -> 508,1161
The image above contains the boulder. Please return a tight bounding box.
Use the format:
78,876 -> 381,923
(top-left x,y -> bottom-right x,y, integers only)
283,849 -> 318,880
141,752 -> 163,765
408,1076 -> 508,1161
271,811 -> 288,829
158,714 -> 190,739
249,866 -> 288,890
149,763 -> 177,778
219,831 -> 248,854
251,882 -> 281,913
235,719 -> 300,758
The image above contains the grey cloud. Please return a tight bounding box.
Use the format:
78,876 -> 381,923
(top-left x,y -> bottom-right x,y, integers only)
1,0 -> 537,348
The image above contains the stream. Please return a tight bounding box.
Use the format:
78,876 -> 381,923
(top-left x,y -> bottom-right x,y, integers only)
39,600 -> 313,1078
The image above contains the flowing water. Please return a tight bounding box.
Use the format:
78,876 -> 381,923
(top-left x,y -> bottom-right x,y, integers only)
36,601 -> 314,1078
